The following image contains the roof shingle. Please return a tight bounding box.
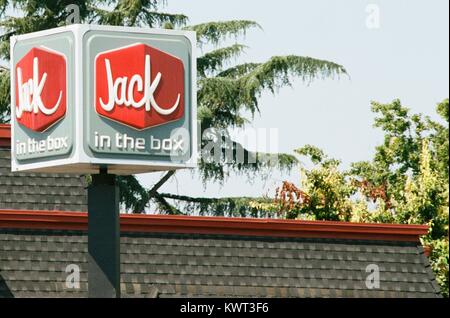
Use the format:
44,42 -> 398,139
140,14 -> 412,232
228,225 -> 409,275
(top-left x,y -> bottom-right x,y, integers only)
0,149 -> 87,212
0,229 -> 441,298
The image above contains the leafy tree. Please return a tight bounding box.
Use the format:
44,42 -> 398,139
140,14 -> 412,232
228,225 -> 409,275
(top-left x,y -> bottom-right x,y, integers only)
273,146 -> 355,221
0,0 -> 347,214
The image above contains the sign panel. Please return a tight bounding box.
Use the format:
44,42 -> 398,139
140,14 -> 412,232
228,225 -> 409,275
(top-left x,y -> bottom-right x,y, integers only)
15,47 -> 67,132
11,25 -> 197,174
94,43 -> 185,130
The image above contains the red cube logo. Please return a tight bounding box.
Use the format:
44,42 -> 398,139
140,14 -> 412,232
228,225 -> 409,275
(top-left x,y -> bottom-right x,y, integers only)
15,47 -> 67,132
95,43 -> 185,130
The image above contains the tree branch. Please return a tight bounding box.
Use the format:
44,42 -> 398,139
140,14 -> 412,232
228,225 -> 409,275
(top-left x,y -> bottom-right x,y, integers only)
148,170 -> 176,198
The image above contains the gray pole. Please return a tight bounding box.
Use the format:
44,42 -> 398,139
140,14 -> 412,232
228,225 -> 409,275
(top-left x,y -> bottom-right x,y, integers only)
88,168 -> 120,298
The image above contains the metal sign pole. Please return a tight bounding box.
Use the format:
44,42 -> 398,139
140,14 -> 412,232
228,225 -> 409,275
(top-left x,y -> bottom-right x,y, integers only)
87,167 -> 120,298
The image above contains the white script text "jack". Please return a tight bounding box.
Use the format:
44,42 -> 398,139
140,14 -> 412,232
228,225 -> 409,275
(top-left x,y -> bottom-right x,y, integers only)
99,54 -> 181,115
16,57 -> 63,118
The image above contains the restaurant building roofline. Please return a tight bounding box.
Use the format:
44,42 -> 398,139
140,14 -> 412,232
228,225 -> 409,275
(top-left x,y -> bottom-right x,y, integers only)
0,209 -> 429,242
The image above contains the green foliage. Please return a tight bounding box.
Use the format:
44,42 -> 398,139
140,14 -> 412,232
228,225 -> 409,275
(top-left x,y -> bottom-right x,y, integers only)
295,145 -> 327,165
197,44 -> 247,77
0,0 -> 8,15
0,0 -> 90,60
290,145 -> 354,221
428,99 -> 449,181
217,63 -> 260,79
184,20 -> 261,46
0,1 -> 187,60
370,99 -> 425,174
117,175 -> 150,213
424,237 -> 449,297
437,98 -> 449,122
0,67 -> 9,122
159,193 -> 275,218
92,0 -> 188,28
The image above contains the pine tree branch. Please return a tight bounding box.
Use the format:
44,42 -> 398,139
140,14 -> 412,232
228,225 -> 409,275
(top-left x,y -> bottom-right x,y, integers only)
217,63 -> 261,79
154,192 -> 184,215
117,171 -> 176,214
148,170 -> 176,198
0,0 -> 7,16
160,192 -> 274,217
184,20 -> 262,46
197,44 -> 247,77
198,77 -> 246,129
161,192 -> 269,204
142,9 -> 188,28
199,133 -> 298,183
198,55 -> 347,128
239,55 -> 348,97
117,175 -> 150,213
89,1 -> 187,27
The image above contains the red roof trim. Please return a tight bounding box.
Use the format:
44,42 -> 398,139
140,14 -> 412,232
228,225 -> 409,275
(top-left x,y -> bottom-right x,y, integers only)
0,124 -> 11,148
0,209 -> 428,242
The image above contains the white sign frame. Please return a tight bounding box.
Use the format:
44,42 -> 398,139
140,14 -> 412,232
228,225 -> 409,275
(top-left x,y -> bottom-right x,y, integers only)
11,24 -> 197,175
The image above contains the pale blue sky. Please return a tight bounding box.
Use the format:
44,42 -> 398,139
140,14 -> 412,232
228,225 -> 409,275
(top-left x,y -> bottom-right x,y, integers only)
138,0 -> 449,199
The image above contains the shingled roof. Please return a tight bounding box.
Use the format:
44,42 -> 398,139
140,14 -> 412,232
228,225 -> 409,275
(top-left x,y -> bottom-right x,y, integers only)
0,125 -> 442,298
0,211 -> 441,298
0,125 -> 87,212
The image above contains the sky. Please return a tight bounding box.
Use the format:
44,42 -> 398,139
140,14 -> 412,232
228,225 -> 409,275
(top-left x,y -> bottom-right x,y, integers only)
137,0 -> 449,200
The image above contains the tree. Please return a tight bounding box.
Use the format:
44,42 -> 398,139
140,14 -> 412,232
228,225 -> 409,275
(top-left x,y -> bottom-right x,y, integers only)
273,145 -> 355,221
0,0 -> 347,214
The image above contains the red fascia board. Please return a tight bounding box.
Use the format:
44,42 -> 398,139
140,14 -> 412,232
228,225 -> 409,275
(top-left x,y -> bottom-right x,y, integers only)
0,124 -> 11,147
0,209 -> 429,242
0,124 -> 10,137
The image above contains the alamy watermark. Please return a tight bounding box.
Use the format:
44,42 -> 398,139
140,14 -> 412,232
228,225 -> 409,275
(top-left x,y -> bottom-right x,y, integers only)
65,4 -> 80,25
199,127 -> 280,166
65,264 -> 80,289
366,4 -> 381,29
365,264 -> 380,289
